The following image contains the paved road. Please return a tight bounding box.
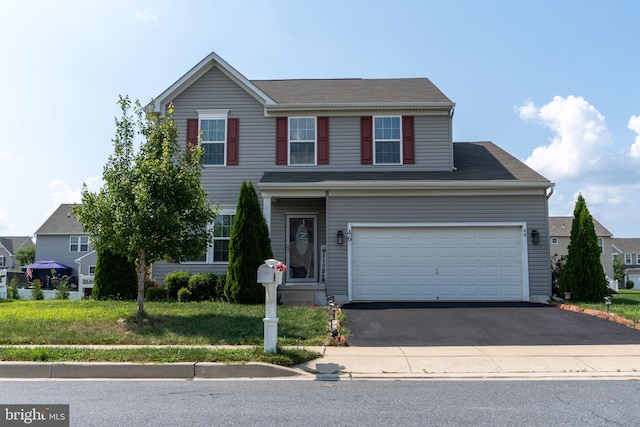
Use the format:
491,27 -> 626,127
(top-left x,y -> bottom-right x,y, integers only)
2,379 -> 638,426
342,302 -> 640,346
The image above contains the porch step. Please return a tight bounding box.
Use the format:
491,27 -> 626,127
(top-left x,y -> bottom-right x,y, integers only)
278,288 -> 323,306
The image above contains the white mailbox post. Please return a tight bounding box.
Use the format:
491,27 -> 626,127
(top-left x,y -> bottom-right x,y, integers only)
257,259 -> 284,353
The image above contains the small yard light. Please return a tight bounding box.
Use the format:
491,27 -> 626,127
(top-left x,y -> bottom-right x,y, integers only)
604,296 -> 612,312
337,230 -> 344,245
564,291 -> 571,301
531,229 -> 539,245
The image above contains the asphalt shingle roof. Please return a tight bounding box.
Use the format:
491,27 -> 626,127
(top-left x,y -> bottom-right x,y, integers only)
549,216 -> 612,237
252,78 -> 453,105
261,142 -> 549,185
35,204 -> 85,235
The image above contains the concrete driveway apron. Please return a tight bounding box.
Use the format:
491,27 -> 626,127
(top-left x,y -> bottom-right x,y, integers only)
341,302 -> 640,347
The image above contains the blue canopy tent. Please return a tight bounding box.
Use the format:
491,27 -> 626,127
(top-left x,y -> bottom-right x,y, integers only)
22,261 -> 73,289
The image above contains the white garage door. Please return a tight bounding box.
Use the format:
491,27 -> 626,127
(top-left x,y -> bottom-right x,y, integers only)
350,225 -> 526,302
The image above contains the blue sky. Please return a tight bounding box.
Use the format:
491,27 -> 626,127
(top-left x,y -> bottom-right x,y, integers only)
1,0 -> 639,238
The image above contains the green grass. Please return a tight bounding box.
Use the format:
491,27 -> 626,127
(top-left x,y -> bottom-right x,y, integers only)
0,300 -> 329,365
571,289 -> 640,324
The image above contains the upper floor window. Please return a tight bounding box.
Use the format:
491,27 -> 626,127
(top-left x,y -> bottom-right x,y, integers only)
374,116 -> 401,164
69,236 -> 89,252
637,253 -> 640,264
625,254 -> 632,265
289,117 -> 316,165
0,255 -> 5,266
551,237 -> 558,244
597,238 -> 603,253
199,110 -> 228,166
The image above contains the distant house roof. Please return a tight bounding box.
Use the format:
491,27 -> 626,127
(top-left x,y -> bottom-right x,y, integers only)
0,236 -> 33,254
260,142 -> 550,189
35,204 -> 85,235
612,238 -> 640,253
549,216 -> 613,237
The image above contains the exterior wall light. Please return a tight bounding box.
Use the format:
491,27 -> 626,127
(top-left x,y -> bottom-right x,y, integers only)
531,229 -> 539,245
337,230 -> 344,245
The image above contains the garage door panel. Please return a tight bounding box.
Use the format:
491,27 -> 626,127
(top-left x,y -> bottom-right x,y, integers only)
351,226 -> 525,302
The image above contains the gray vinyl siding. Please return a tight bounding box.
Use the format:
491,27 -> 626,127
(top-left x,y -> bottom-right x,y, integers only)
326,194 -> 551,301
34,235 -> 93,276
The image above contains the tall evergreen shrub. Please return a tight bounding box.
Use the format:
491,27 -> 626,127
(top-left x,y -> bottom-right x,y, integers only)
225,181 -> 273,304
558,194 -> 608,302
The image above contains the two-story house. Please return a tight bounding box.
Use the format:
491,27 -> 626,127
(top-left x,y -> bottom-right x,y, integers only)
612,238 -> 640,289
548,216 -> 614,283
150,52 -> 554,306
34,203 -> 96,289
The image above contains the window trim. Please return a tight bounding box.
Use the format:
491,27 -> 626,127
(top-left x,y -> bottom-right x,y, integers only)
373,115 -> 403,165
625,254 -> 632,265
0,255 -> 5,267
551,237 -> 558,244
198,109 -> 229,167
288,117 -> 317,166
182,211 -> 235,264
597,237 -> 603,253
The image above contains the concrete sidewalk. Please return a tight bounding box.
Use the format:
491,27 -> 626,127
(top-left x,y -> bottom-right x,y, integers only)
3,345 -> 640,380
295,344 -> 640,380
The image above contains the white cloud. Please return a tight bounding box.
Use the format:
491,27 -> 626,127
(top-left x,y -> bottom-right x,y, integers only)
517,96 -> 612,180
135,9 -> 158,22
628,115 -> 640,159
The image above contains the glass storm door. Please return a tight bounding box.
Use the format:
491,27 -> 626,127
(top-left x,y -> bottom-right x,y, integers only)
286,215 -> 317,282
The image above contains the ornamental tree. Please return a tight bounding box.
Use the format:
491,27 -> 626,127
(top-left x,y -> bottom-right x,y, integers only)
558,194 -> 608,302
14,244 -> 35,268
93,248 -> 137,300
613,255 -> 626,288
72,96 -> 218,314
225,180 -> 273,304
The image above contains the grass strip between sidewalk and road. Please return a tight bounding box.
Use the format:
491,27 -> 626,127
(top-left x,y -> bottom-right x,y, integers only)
0,299 -> 330,366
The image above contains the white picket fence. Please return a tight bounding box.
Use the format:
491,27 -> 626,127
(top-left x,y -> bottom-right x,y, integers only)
1,274 -> 94,301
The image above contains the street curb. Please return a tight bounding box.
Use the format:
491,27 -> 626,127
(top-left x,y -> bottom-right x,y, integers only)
0,361 -> 306,379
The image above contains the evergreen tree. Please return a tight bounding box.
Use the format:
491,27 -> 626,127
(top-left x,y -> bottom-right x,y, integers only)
93,248 -> 137,300
558,194 -> 608,302
225,181 -> 273,304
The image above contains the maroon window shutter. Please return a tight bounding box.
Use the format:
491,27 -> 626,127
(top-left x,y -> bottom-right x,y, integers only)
227,118 -> 239,165
402,116 -> 415,164
276,117 -> 288,165
360,116 -> 373,164
317,117 -> 329,164
186,118 -> 199,151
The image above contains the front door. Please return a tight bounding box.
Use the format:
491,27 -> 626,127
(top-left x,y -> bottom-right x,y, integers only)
286,215 -> 317,283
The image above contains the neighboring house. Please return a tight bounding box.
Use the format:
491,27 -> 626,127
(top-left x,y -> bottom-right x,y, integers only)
149,51 -> 554,306
0,236 -> 33,270
548,216 -> 614,282
34,204 -> 97,286
612,238 -> 640,289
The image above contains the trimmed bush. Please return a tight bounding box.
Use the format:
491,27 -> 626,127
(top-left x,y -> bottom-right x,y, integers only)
214,273 -> 226,302
8,277 -> 21,300
146,287 -> 168,301
32,283 -> 44,300
177,287 -> 192,302
627,280 -> 635,290
188,273 -> 216,302
165,271 -> 191,301
93,248 -> 137,300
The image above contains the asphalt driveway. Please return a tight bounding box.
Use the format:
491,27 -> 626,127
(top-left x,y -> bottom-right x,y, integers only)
341,302 -> 640,346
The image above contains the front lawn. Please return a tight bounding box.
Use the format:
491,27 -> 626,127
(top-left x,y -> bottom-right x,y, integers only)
0,300 -> 328,365
571,289 -> 640,324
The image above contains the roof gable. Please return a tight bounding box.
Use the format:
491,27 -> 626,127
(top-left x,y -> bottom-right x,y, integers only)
151,52 -> 276,114
0,236 -> 33,254
35,204 -> 85,236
